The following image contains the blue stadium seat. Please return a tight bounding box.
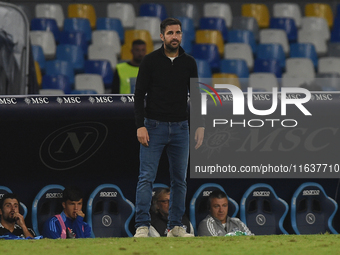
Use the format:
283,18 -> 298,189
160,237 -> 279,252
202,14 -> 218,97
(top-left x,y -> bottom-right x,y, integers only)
174,16 -> 195,42
254,59 -> 282,78
240,183 -> 289,235
31,184 -> 65,236
31,45 -> 46,73
195,59 -> 212,79
257,43 -> 286,68
331,30 -> 340,43
70,89 -> 97,94
199,17 -> 228,42
84,60 -> 113,88
59,31 -> 88,55
152,183 -> 169,197
232,16 -> 259,41
220,59 -> 249,78
228,30 -> 257,53
180,32 -> 193,54
42,74 -> 71,94
139,3 -> 167,21
86,184 -> 135,237
331,17 -> 340,42
269,17 -> 297,42
56,44 -> 85,73
63,18 -> 92,42
291,182 -> 338,234
45,60 -> 75,85
0,186 -> 28,219
290,43 -> 318,68
172,3 -> 200,27
336,4 -> 340,17
192,44 -> 220,72
190,183 -> 239,235
31,18 -> 60,42
96,17 -> 125,43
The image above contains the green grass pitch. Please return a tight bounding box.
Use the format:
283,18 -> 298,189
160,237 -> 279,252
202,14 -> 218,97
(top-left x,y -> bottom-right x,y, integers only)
1,234 -> 340,255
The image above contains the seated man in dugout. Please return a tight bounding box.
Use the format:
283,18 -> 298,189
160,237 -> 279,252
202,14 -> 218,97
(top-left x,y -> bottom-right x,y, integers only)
42,186 -> 91,239
149,188 -> 194,237
198,190 -> 253,236
0,193 -> 35,238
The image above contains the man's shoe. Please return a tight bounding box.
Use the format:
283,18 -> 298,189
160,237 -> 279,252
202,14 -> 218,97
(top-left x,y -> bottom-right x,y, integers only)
167,226 -> 194,237
134,226 -> 149,237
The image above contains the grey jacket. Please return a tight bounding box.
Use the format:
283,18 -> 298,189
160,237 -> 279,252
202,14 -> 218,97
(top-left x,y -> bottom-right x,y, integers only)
197,214 -> 253,236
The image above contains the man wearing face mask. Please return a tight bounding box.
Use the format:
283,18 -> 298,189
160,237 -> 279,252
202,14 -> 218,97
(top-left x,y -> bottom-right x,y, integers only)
0,193 -> 35,238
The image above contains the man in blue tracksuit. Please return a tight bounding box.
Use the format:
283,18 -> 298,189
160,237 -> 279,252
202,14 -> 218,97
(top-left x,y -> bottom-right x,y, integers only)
43,186 -> 91,239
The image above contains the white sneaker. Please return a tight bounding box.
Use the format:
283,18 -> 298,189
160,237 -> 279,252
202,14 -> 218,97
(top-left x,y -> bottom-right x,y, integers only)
167,226 -> 194,237
134,226 -> 149,237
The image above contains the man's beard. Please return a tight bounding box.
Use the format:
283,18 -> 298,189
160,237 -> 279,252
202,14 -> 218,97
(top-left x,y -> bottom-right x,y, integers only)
3,214 -> 16,223
165,40 -> 180,53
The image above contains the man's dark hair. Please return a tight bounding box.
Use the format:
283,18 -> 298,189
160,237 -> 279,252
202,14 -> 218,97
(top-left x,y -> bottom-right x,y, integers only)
160,18 -> 182,35
207,190 -> 228,209
62,186 -> 83,203
132,39 -> 146,47
0,193 -> 19,210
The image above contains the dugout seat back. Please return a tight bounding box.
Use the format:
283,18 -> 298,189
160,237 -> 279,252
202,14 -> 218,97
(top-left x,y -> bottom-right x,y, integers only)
86,184 -> 135,237
190,183 -> 239,235
291,182 -> 338,234
0,186 -> 27,219
240,183 -> 288,235
31,184 -> 65,235
152,183 -> 169,197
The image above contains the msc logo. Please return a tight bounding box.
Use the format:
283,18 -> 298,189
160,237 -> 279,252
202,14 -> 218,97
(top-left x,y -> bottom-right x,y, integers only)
39,122 -> 108,170
46,193 -> 63,198
56,97 -> 81,104
0,98 -> 17,104
120,96 -> 134,103
25,97 -> 49,105
253,191 -> 270,197
88,96 -> 114,104
303,190 -> 320,196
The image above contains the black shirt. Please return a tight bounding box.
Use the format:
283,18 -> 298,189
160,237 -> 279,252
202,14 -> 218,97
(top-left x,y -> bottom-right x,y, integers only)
150,211 -> 192,236
134,45 -> 198,128
0,223 -> 35,238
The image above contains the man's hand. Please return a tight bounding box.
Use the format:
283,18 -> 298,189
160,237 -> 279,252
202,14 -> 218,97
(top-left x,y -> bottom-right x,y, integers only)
137,127 -> 149,147
195,127 -> 205,149
76,210 -> 85,218
14,212 -> 34,238
14,212 -> 25,228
